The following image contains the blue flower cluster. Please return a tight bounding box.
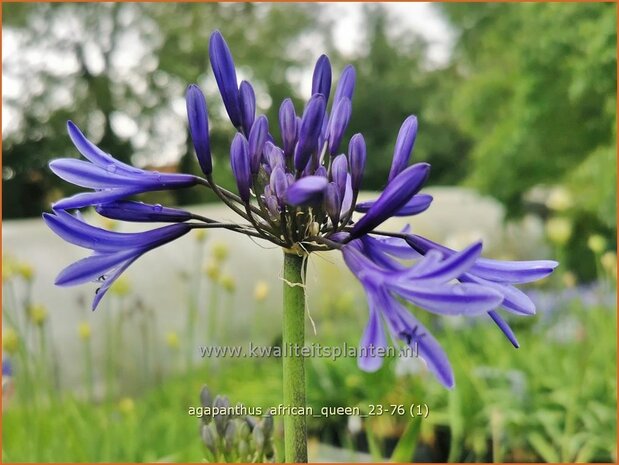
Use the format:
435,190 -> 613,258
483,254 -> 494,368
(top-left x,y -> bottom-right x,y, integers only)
45,30 -> 557,387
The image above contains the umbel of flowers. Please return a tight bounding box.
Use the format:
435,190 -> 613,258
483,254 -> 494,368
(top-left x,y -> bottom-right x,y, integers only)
45,30 -> 557,462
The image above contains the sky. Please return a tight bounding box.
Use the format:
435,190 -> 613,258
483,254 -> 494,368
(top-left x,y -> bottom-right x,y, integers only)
330,3 -> 454,62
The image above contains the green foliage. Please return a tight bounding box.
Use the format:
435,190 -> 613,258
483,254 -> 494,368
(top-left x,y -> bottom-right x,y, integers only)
3,240 -> 617,462
4,288 -> 615,462
442,3 -> 616,226
341,6 -> 471,189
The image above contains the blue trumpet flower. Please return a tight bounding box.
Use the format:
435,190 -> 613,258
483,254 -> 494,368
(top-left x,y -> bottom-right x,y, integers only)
46,30 -> 558,388
44,210 -> 192,309
51,122 -> 198,210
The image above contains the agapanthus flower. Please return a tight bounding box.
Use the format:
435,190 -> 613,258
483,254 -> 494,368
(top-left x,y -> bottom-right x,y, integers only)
46,30 -> 557,388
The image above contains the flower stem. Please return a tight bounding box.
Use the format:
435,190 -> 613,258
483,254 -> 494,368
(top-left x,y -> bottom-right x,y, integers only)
282,252 -> 308,463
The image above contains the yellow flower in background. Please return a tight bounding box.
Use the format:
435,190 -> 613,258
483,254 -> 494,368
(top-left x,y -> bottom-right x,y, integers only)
16,262 -> 35,282
203,261 -> 221,281
99,217 -> 118,231
561,271 -> 577,288
78,322 -> 92,341
253,281 -> 269,302
545,186 -> 573,212
165,331 -> 180,350
545,217 -> 572,246
110,276 -> 131,297
211,242 -> 230,262
601,251 -> 617,278
118,397 -> 135,416
28,304 -> 48,326
2,256 -> 16,281
3,329 -> 19,354
587,234 -> 607,254
194,229 -> 208,243
220,274 -> 236,293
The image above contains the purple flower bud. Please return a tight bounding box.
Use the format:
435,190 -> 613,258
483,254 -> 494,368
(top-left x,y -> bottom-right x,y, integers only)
96,201 -> 192,223
239,80 -> 256,135
326,97 -> 352,155
269,166 -> 288,205
285,175 -> 328,206
348,133 -> 366,192
230,133 -> 251,203
264,141 -> 285,170
186,85 -> 212,175
311,54 -> 332,102
278,99 -> 297,159
263,186 -> 280,216
248,115 -> 268,174
388,115 -> 418,182
331,154 -> 348,198
334,64 -> 356,104
314,165 -> 327,178
294,94 -> 326,171
209,30 -> 241,128
325,182 -> 341,226
351,162 -> 430,238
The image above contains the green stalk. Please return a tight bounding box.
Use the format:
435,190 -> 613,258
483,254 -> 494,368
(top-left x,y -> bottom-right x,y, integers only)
208,282 -> 220,343
282,252 -> 308,463
186,241 -> 204,370
84,338 -> 94,402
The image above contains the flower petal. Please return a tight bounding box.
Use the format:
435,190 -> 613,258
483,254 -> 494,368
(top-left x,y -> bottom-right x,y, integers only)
294,94 -> 326,171
209,30 -> 241,127
248,115 -> 269,174
388,115 -> 418,182
230,133 -> 251,203
406,241 -> 482,283
44,211 -> 191,252
49,159 -> 151,189
488,310 -> 520,348
186,84 -> 212,175
358,302 -> 387,372
406,234 -> 558,284
311,54 -> 332,102
91,256 -> 139,311
472,257 -> 559,284
239,80 -> 256,135
333,64 -> 356,104
284,176 -> 328,206
278,98 -> 298,159
348,133 -> 366,193
461,273 -> 536,315
355,194 -> 433,217
52,188 -> 145,210
66,121 -> 141,175
55,249 -> 139,286
95,201 -> 192,223
385,297 -> 455,388
393,282 -> 504,316
350,163 -> 430,238
326,97 -> 351,155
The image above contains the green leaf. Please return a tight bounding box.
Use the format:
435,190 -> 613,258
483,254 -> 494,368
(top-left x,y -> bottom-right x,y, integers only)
390,418 -> 422,462
528,432 -> 560,463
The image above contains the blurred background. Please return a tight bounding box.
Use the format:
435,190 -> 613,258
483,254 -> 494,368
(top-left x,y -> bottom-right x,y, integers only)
2,2 -> 617,463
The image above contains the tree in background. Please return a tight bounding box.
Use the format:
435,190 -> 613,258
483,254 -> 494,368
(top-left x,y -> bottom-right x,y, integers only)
2,3 -> 330,217
342,6 -> 472,189
439,2 -> 616,276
